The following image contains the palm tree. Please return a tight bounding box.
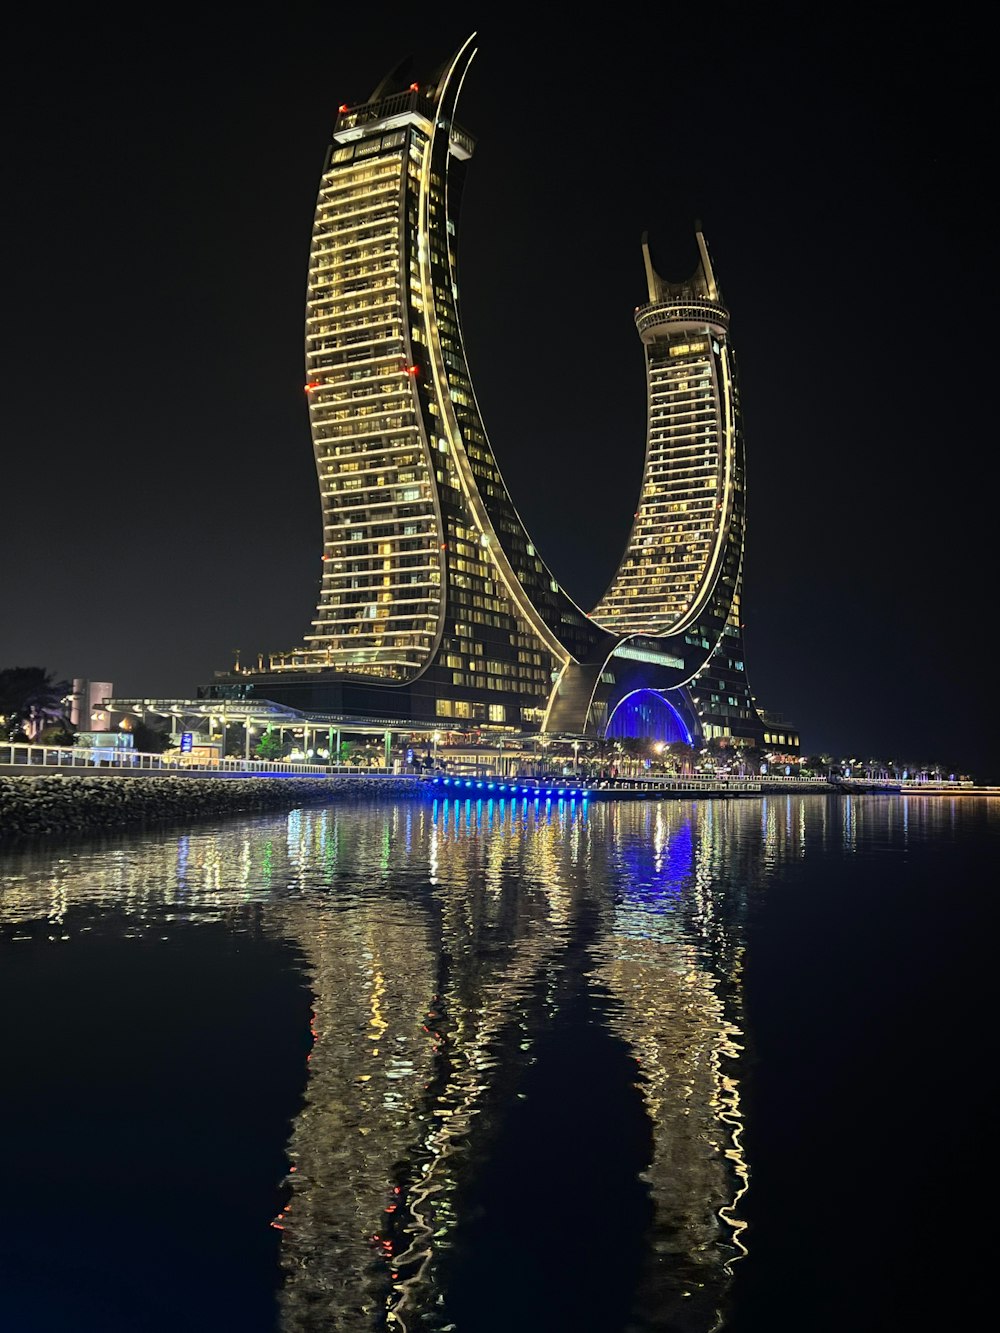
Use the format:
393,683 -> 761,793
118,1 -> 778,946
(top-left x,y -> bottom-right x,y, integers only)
665,740 -> 695,775
619,735 -> 650,776
586,735 -> 616,778
0,666 -> 71,739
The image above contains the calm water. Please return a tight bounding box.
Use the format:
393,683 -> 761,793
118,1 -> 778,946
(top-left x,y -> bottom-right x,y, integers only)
1,794 -> 995,1332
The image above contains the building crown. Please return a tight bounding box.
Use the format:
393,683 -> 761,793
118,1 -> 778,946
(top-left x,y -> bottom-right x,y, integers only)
641,226 -> 721,305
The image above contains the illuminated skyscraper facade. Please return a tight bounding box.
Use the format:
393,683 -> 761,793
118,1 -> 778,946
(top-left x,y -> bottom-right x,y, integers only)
588,230 -> 763,746
210,35 -> 787,750
591,232 -> 741,640
256,38 -> 605,735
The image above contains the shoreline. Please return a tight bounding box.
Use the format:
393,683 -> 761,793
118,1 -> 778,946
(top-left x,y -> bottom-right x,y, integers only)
2,772 -> 994,847
0,773 -> 424,846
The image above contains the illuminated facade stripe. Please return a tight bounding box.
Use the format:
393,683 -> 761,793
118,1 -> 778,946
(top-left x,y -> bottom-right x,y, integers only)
269,112 -> 444,679
591,232 -> 740,638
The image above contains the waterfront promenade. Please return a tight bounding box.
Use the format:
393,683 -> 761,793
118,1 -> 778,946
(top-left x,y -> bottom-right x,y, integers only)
1,741 -> 984,796
0,741 -> 981,793
1,740 -> 989,847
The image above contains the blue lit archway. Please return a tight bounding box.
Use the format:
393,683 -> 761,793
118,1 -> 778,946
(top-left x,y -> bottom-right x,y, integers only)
605,689 -> 694,744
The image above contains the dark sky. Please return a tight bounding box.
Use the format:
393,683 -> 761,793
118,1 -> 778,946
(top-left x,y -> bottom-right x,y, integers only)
2,9 -> 993,778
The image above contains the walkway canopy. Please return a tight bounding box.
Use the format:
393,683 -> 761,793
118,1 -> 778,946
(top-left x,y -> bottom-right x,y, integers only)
106,698 -> 444,738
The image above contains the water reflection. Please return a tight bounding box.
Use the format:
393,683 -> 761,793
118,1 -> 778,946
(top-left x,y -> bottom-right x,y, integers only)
1,794 -> 982,1331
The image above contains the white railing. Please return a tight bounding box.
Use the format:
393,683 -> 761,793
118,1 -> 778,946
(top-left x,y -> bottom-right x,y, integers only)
895,778 -> 976,790
592,774 -> 766,792
3,746 -> 982,791
0,743 -> 427,779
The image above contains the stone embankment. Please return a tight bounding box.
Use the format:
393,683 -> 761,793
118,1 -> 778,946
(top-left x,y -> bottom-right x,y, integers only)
0,773 -> 427,844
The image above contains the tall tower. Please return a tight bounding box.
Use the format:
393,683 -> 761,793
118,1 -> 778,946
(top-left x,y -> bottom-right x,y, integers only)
589,231 -> 761,745
591,231 -> 741,640
259,36 -> 608,732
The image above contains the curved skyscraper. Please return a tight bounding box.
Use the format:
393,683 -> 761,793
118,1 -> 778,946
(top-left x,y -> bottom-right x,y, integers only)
261,36 -> 608,735
587,229 -> 760,747
590,232 -> 743,642
211,34 -> 784,751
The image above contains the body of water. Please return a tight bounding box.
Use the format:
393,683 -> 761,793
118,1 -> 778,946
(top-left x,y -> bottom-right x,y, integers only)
1,794 -> 995,1331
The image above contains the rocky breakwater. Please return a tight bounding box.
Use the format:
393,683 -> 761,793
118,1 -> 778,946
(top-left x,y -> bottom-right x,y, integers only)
0,773 -> 427,844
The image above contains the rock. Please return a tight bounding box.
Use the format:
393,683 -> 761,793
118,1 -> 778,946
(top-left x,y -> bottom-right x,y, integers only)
0,774 -> 430,845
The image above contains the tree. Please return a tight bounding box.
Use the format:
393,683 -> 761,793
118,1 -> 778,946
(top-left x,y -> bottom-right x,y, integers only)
617,736 -> 650,774
665,740 -> 695,774
0,666 -> 70,739
703,737 -> 734,771
580,736 -> 620,779
255,728 -> 284,761
34,721 -> 77,747
735,743 -> 764,776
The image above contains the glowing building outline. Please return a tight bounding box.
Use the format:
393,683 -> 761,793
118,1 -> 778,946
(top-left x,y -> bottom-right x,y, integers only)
211,34 -> 793,751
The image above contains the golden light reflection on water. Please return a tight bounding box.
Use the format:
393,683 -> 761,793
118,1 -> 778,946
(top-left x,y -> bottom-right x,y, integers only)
263,796 -> 760,1333
1,794 -> 986,1331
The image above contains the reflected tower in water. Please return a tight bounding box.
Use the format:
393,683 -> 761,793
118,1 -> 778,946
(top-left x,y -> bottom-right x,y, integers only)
2,794 -> 939,1328
267,798 -> 757,1331
2,796 -> 984,1330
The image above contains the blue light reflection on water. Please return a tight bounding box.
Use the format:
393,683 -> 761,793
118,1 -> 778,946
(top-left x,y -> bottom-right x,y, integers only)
622,817 -> 694,909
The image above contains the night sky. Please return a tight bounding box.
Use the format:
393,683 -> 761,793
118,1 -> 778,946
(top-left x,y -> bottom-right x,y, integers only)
2,10 -> 993,778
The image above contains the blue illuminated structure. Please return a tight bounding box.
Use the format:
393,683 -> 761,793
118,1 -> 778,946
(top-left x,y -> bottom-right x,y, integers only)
432,777 -> 588,802
606,690 -> 694,744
